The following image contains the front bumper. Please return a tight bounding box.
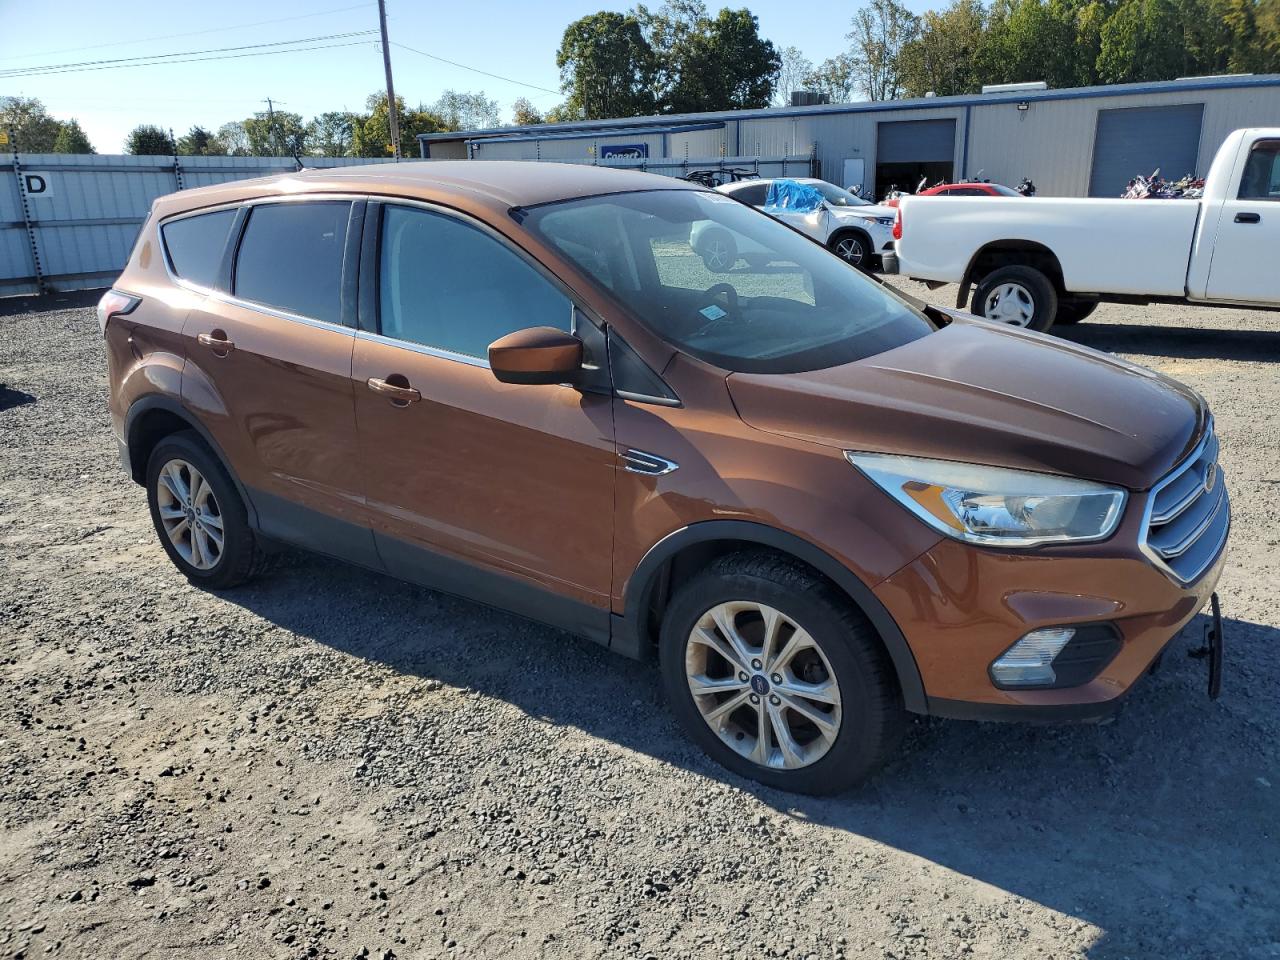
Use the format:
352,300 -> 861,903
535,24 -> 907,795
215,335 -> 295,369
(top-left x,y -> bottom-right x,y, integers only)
873,522 -> 1227,722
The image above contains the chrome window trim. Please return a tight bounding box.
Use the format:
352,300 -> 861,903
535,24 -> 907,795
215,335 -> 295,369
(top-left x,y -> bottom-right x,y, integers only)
206,291 -> 356,337
354,328 -> 487,368
617,389 -> 681,408
1137,419 -> 1230,585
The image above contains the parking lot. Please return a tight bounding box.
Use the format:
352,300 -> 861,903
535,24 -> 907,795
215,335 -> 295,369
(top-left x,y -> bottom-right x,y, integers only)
1,285 -> 1277,959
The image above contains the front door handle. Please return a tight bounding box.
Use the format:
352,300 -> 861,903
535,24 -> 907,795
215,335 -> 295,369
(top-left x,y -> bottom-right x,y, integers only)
367,376 -> 421,405
1235,211 -> 1261,224
196,330 -> 234,354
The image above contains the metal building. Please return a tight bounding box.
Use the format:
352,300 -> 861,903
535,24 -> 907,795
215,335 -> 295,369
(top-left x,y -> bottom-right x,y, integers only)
417,74 -> 1280,200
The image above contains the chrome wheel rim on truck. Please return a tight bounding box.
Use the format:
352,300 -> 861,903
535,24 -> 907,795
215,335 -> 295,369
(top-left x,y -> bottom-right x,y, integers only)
685,601 -> 842,770
984,282 -> 1036,326
155,458 -> 224,570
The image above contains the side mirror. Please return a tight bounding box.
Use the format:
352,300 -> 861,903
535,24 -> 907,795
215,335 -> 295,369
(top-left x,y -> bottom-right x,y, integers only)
488,326 -> 583,386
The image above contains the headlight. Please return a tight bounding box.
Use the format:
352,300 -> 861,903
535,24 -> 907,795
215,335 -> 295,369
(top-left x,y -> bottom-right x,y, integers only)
846,452 -> 1126,547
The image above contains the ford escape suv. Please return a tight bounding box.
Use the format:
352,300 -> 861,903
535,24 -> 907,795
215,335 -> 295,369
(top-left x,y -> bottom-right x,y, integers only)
102,162 -> 1230,794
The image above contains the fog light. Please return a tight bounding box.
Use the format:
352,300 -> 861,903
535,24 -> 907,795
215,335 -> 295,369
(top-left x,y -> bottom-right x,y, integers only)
990,627 -> 1076,688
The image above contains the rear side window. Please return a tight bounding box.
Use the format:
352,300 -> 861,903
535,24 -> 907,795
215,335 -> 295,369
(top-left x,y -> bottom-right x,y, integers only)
161,209 -> 236,289
1239,141 -> 1280,200
234,201 -> 351,324
731,183 -> 769,206
378,205 -> 571,359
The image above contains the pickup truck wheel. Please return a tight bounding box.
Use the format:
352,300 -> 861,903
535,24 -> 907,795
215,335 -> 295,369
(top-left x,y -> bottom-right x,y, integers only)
972,265 -> 1058,333
1055,300 -> 1098,325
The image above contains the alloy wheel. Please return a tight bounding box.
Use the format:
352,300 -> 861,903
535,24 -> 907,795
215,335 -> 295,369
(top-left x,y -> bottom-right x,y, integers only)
703,238 -> 732,270
155,458 -> 224,570
834,237 -> 865,265
983,282 -> 1036,326
685,600 -> 842,770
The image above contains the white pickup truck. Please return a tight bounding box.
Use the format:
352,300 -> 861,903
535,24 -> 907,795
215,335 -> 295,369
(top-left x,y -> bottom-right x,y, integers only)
886,127 -> 1280,331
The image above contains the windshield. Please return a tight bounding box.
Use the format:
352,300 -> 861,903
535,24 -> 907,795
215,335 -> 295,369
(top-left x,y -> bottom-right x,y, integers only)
807,181 -> 872,207
522,189 -> 933,374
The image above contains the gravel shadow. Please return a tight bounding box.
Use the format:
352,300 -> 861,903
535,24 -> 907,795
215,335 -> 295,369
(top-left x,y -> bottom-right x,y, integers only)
221,552 -> 1280,958
1056,321 -> 1280,361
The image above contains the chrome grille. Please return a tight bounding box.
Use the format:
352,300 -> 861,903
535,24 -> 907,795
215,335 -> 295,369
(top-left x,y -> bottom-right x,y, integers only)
1140,422 -> 1229,584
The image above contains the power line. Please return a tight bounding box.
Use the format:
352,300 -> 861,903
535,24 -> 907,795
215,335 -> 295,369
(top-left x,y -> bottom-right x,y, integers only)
0,3 -> 375,62
391,41 -> 561,96
0,40 -> 377,80
0,31 -> 379,79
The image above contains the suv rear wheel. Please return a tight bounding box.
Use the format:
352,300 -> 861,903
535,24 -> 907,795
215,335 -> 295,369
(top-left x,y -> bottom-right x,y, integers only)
659,553 -> 906,794
145,431 -> 264,589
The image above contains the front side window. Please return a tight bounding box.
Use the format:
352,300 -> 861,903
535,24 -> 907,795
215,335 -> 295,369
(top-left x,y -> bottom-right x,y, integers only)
1239,141 -> 1280,200
234,201 -> 351,324
162,209 -> 236,289
378,205 -> 571,359
524,189 -> 934,374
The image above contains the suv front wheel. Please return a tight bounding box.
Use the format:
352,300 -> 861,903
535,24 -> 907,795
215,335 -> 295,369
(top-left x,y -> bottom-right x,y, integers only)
659,553 -> 906,794
145,431 -> 264,589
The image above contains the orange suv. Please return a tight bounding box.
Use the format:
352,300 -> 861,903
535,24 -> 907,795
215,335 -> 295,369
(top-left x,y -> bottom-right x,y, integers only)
102,163 -> 1229,794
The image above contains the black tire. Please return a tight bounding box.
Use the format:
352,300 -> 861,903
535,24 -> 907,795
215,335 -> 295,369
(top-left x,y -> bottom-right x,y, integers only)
971,264 -> 1059,333
659,552 -> 907,795
1054,299 -> 1098,325
145,430 -> 265,589
828,230 -> 874,273
698,228 -> 737,273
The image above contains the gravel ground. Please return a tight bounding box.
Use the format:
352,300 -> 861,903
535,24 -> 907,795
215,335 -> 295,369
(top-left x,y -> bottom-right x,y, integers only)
1,286 -> 1277,960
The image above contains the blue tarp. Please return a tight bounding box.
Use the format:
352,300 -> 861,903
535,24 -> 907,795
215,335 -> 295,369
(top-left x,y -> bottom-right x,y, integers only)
763,179 -> 826,213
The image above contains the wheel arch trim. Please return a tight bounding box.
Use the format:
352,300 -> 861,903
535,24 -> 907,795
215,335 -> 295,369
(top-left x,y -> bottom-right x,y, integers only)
621,519 -> 927,713
124,395 -> 260,529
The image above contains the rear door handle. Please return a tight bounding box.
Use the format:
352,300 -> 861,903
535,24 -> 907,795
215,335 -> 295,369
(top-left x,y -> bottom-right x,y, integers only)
367,376 -> 421,404
1234,211 -> 1261,224
196,331 -> 234,353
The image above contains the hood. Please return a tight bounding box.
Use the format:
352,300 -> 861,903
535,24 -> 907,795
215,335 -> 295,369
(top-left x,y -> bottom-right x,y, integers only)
727,319 -> 1206,490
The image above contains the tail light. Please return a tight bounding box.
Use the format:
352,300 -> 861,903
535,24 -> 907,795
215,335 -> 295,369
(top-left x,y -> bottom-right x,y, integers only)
892,208 -> 903,241
97,289 -> 140,336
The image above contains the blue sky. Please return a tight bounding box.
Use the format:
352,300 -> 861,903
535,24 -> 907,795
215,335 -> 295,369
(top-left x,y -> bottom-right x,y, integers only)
1,0 -> 935,153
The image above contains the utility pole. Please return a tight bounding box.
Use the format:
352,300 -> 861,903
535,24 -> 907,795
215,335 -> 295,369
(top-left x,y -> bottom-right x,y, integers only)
377,0 -> 402,159
261,97 -> 279,156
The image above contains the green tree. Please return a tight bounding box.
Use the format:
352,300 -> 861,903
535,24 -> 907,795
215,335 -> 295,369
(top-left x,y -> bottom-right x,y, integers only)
0,97 -> 63,152
431,90 -> 501,131
176,125 -> 221,156
511,97 -> 545,125
215,122 -> 250,157
899,0 -> 987,96
1096,0 -> 1188,82
775,45 -> 815,105
125,124 -> 175,156
806,54 -> 860,102
52,119 -> 94,154
351,93 -> 444,158
848,0 -> 920,100
656,7 -> 781,113
557,11 -> 659,119
242,110 -> 308,156
980,0 -> 1084,88
308,112 -> 357,157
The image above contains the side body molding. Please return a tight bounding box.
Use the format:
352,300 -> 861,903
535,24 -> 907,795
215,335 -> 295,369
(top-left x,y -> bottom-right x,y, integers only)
616,519 -> 927,714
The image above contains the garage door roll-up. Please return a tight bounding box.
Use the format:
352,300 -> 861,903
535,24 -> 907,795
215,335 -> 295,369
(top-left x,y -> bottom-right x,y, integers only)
1088,103 -> 1204,197
877,119 -> 957,163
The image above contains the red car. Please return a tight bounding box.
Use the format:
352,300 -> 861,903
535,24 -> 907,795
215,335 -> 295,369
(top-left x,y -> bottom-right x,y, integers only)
884,182 -> 1022,207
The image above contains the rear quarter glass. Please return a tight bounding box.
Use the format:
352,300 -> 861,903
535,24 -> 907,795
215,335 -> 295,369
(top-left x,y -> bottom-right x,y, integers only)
161,209 -> 238,289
